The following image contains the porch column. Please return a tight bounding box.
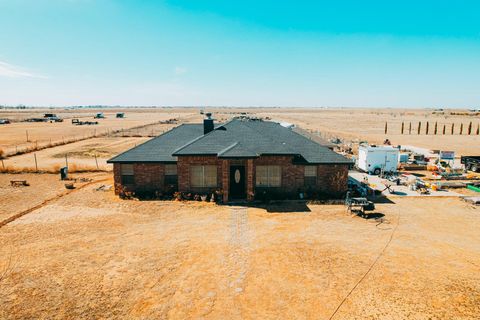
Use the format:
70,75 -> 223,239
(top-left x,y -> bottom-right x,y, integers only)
222,159 -> 229,203
247,159 -> 254,201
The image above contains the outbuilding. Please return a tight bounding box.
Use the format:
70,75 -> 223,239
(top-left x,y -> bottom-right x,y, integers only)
107,115 -> 352,202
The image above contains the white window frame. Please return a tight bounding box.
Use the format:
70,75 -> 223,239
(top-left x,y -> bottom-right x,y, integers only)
256,165 -> 281,187
190,165 -> 217,188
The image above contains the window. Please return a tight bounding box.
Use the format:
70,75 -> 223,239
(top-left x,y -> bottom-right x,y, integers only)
120,164 -> 134,185
165,164 -> 177,175
304,166 -> 317,187
190,165 -> 217,188
256,165 -> 281,187
165,164 -> 178,186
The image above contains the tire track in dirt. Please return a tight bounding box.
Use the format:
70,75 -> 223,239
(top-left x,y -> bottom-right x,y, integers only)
0,177 -> 110,229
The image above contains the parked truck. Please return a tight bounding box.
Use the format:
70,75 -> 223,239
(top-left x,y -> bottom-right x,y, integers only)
358,145 -> 399,175
461,156 -> 480,172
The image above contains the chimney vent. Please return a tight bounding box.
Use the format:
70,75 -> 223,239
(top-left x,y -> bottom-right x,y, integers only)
203,113 -> 214,134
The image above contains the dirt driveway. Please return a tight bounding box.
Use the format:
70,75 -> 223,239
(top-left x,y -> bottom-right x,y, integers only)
0,182 -> 479,319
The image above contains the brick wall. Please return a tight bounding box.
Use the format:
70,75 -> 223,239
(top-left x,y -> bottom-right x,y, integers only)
252,156 -> 349,197
317,164 -> 349,196
113,157 -> 349,199
253,156 -> 305,193
113,163 -> 166,195
177,156 -> 224,193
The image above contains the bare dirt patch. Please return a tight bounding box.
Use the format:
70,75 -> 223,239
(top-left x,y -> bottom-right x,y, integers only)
0,184 -> 478,319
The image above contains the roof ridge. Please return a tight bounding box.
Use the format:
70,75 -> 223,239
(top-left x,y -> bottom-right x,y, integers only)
172,118 -> 237,155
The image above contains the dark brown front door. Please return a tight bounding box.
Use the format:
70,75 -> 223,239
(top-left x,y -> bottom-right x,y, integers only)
229,166 -> 246,199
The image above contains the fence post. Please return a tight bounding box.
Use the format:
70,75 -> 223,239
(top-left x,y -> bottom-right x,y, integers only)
95,153 -> 99,169
468,121 -> 472,135
401,122 -> 404,134
417,122 -> 421,135
460,123 -> 463,135
409,122 -> 412,135
34,153 -> 38,172
426,121 -> 429,135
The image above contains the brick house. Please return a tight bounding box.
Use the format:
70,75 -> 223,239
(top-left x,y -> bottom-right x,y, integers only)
107,115 -> 352,202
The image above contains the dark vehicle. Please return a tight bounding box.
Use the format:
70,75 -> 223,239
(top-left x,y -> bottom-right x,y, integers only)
26,118 -> 48,122
461,156 -> 480,172
0,119 -> 10,124
44,113 -> 57,118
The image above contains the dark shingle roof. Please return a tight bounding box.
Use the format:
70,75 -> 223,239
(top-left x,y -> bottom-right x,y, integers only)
107,124 -> 203,163
108,119 -> 352,164
173,119 -> 351,164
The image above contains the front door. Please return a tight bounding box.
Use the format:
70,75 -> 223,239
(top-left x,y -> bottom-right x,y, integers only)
229,166 -> 246,199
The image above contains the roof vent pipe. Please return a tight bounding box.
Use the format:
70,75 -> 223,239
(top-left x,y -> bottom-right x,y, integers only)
204,112 -> 214,134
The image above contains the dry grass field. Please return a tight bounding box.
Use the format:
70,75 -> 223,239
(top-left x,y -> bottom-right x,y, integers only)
0,174 -> 478,319
0,108 -> 198,156
0,107 -> 479,319
242,108 -> 479,155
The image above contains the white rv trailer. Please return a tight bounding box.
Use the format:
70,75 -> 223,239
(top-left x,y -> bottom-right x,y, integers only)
358,145 -> 399,175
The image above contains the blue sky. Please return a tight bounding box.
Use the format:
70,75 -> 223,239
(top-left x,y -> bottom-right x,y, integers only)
0,0 -> 479,107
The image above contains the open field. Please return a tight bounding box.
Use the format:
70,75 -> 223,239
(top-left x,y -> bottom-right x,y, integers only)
0,108 -> 479,319
1,137 -> 148,172
0,173 -> 479,319
0,108 -> 198,155
248,108 -> 480,155
2,107 -> 479,174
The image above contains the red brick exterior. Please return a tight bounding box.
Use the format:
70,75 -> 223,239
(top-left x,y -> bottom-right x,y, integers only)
177,156 -> 224,192
113,156 -> 349,200
113,163 -> 165,195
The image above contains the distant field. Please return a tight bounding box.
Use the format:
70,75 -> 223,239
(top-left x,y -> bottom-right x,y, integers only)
1,107 -> 478,173
0,108 -> 198,155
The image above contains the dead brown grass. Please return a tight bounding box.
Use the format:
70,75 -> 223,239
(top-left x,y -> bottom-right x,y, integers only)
0,163 -> 106,174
